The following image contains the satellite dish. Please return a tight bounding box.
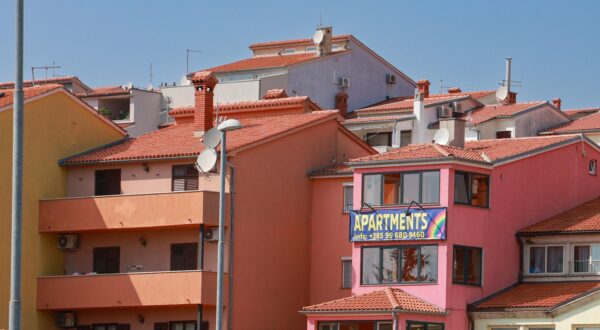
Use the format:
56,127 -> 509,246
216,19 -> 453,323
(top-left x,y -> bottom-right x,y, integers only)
495,85 -> 509,102
195,148 -> 217,173
202,127 -> 221,149
312,30 -> 324,45
433,128 -> 450,145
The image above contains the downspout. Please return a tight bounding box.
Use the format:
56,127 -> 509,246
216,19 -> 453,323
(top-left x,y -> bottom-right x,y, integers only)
517,234 -> 524,282
227,164 -> 236,330
392,310 -> 399,330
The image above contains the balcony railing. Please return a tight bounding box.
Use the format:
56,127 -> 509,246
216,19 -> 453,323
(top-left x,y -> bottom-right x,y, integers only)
573,260 -> 600,274
39,190 -> 227,232
37,270 -> 225,310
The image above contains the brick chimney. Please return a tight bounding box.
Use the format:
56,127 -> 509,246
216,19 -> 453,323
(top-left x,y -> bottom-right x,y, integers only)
417,80 -> 430,98
189,71 -> 218,136
335,92 -> 349,117
263,89 -> 288,99
506,92 -> 517,104
552,98 -> 562,110
448,87 -> 462,94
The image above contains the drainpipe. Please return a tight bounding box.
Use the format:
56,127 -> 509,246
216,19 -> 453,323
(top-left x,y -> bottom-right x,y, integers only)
227,164 -> 236,330
392,310 -> 399,330
197,224 -> 205,328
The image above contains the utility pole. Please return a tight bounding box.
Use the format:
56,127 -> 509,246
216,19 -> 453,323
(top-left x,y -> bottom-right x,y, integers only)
9,0 -> 25,329
186,49 -> 202,74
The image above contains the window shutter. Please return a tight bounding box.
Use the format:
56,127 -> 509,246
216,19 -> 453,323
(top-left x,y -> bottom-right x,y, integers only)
186,166 -> 199,190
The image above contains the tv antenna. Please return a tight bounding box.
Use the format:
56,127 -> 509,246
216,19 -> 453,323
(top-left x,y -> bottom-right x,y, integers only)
496,57 -> 522,101
31,61 -> 61,83
186,49 -> 202,74
439,80 -> 452,94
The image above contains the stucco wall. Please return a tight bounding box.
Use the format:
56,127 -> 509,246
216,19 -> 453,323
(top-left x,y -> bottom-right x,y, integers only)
127,90 -> 163,137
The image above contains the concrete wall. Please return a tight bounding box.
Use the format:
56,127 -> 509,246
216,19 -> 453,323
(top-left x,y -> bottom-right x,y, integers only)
214,79 -> 260,104
0,90 -> 125,330
127,90 -> 163,137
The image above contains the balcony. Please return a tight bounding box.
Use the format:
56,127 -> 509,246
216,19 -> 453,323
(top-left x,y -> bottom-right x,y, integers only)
39,190 -> 227,232
37,270 -> 224,310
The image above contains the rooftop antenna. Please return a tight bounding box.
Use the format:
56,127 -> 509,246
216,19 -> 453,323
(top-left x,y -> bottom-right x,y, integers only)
31,63 -> 61,83
186,49 -> 202,75
149,63 -> 153,87
439,80 -> 452,94
496,57 -> 522,102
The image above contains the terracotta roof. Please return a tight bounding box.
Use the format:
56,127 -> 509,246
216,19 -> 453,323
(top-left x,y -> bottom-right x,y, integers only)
349,135 -> 580,166
467,101 -> 547,125
519,196 -> 600,235
343,115 -> 413,125
471,281 -> 600,311
263,89 -> 288,99
356,95 -> 466,115
302,288 -> 445,314
206,53 -> 320,73
563,107 -> 600,119
249,34 -> 352,49
77,86 -> 130,98
0,76 -> 87,90
543,111 -> 600,134
62,111 -> 339,165
0,84 -> 63,108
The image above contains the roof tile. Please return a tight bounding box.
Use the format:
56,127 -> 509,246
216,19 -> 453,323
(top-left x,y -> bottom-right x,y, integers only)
519,196 -> 600,234
544,111 -> 600,134
468,101 -> 547,124
0,84 -> 63,108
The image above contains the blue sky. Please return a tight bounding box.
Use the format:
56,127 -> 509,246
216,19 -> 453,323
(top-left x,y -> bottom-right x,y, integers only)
1,0 -> 599,109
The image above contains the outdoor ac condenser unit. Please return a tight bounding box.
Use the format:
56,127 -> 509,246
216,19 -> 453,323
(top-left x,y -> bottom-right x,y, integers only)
56,311 -> 77,328
58,234 -> 79,250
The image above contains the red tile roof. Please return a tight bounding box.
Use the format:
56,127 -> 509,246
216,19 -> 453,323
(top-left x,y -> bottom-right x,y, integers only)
356,95 -> 466,115
467,101 -> 547,125
62,111 -> 339,165
0,84 -> 63,108
543,111 -> 600,134
343,115 -> 413,125
519,196 -> 600,235
302,288 -> 445,314
249,34 -> 352,49
77,86 -> 130,98
349,135 -> 580,166
563,107 -> 600,119
310,163 -> 353,177
206,53 -> 320,73
0,76 -> 87,90
471,281 -> 600,311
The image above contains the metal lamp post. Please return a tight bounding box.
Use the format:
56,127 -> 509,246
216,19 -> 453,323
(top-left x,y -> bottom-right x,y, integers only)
215,119 -> 242,330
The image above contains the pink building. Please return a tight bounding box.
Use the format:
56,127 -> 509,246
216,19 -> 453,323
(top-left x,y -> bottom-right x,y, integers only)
302,122 -> 600,330
37,71 -> 374,330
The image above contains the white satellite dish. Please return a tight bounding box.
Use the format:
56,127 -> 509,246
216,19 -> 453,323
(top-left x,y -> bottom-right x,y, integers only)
495,85 -> 509,102
195,148 -> 217,173
433,128 -> 450,145
202,127 -> 221,149
312,30 -> 325,45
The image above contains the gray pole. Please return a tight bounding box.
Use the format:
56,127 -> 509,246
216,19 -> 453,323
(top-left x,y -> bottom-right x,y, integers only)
505,57 -> 512,93
215,131 -> 227,330
9,0 -> 25,329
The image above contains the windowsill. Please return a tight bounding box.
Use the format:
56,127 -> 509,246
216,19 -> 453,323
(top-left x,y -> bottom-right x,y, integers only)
454,202 -> 490,209
452,281 -> 482,287
360,282 -> 438,287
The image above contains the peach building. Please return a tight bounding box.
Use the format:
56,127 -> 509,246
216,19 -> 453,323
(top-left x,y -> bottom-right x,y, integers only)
37,71 -> 374,330
302,121 -> 600,330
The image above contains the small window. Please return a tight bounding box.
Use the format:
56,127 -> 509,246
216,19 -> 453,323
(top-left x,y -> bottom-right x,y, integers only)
365,132 -> 392,147
454,171 -> 489,208
528,245 -> 563,274
319,323 -> 338,330
341,258 -> 352,288
171,243 -> 198,271
172,165 -> 199,191
589,160 -> 597,175
95,169 -> 121,196
169,321 -> 197,330
305,46 -> 317,52
283,48 -> 296,54
453,245 -> 482,286
400,130 -> 412,147
343,185 -> 353,213
377,322 -> 393,330
93,247 -> 120,274
496,131 -> 512,139
407,321 -> 444,330
93,324 -> 129,330
574,244 -> 600,273
361,245 -> 438,285
363,171 -> 440,206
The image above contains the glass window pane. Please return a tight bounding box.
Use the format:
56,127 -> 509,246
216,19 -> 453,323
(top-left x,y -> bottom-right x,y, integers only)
382,248 -> 399,283
428,325 -> 444,330
383,174 -> 401,205
574,245 -> 590,273
592,245 -> 600,273
378,322 -> 393,330
342,259 -> 352,288
364,175 -> 382,205
546,246 -> 563,273
362,248 -> 381,284
453,246 -> 465,283
343,186 -> 353,213
467,248 -> 482,285
454,173 -> 469,204
529,247 -> 546,273
401,247 -> 419,281
400,130 -> 412,147
471,174 -> 489,207
407,323 -> 426,330
402,173 -> 420,204
419,246 -> 438,283
422,171 -> 440,204
185,323 -> 195,330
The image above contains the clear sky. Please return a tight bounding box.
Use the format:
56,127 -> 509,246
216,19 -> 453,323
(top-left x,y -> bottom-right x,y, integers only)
1,0 -> 599,109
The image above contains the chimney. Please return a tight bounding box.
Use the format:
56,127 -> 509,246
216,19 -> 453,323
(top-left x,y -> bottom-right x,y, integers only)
413,91 -> 427,144
417,80 -> 430,98
506,92 -> 517,104
552,98 -> 562,110
447,87 -> 462,94
439,118 -> 466,148
335,92 -> 349,117
315,26 -> 333,57
263,89 -> 288,99
189,71 -> 218,137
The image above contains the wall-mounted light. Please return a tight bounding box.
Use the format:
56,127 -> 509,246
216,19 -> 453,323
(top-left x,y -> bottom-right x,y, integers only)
139,237 -> 147,246
137,314 -> 145,324
142,163 -> 150,172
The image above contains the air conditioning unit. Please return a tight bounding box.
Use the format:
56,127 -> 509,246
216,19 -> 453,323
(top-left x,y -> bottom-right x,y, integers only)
451,101 -> 462,113
437,106 -> 452,118
339,77 -> 350,88
58,234 -> 79,250
386,74 -> 397,84
204,228 -> 219,242
56,311 -> 77,328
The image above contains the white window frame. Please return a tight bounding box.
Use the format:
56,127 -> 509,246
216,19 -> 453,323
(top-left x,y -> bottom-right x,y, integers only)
319,322 -> 338,330
283,48 -> 296,54
572,243 -> 600,274
589,159 -> 597,175
341,256 -> 352,289
526,244 -> 566,275
343,183 -> 353,213
377,322 -> 393,330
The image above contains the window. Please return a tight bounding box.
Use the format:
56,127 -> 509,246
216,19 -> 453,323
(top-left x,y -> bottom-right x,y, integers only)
341,258 -> 352,288
169,321 -> 196,330
377,322 -> 393,330
589,160 -> 597,175
362,171 -> 440,206
574,244 -> 600,273
171,243 -> 198,271
305,46 -> 317,52
496,131 -> 511,139
528,245 -> 564,274
406,321 -> 444,330
93,247 -> 120,274
95,169 -> 121,196
93,324 -> 129,330
343,185 -> 353,213
361,245 -> 437,285
365,132 -> 392,147
400,130 -> 412,147
453,245 -> 482,286
490,328 -> 518,330
172,165 -> 199,191
283,48 -> 296,54
454,171 -> 489,208
319,323 -> 338,330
